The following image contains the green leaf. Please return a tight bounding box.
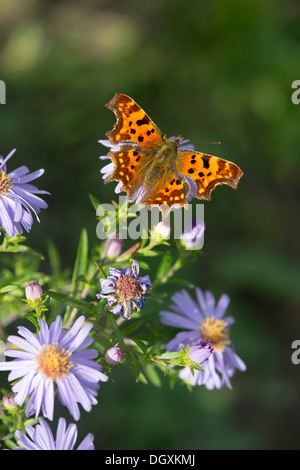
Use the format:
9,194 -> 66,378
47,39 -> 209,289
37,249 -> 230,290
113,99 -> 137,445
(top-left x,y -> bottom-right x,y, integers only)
46,290 -> 94,314
46,239 -> 61,278
108,315 -> 126,349
130,338 -> 148,354
71,229 -> 88,296
64,229 -> 89,322
121,319 -> 144,337
155,253 -> 172,283
167,277 -> 195,288
0,283 -> 19,294
136,371 -> 148,384
155,352 -> 181,361
89,194 -> 101,211
143,363 -> 162,387
3,439 -> 16,450
141,250 -> 159,257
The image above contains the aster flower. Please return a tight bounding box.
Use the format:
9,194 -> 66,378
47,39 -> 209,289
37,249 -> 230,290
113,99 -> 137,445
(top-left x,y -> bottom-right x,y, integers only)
97,259 -> 151,320
14,417 -> 94,450
159,288 -> 246,389
99,138 -> 196,204
0,149 -> 49,238
0,315 -> 108,421
180,219 -> 205,250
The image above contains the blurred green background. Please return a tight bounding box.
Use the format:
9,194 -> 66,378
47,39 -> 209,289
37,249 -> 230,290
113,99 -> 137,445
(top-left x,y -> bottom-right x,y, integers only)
1,0 -> 300,450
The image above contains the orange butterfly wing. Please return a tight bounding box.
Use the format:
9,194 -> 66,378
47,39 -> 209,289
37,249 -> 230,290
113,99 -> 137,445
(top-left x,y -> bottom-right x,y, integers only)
176,150 -> 244,201
105,93 -> 164,150
140,174 -> 191,208
105,145 -> 152,201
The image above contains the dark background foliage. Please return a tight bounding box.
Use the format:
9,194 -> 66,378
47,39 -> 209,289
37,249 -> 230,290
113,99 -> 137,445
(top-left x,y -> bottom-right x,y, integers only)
0,0 -> 300,449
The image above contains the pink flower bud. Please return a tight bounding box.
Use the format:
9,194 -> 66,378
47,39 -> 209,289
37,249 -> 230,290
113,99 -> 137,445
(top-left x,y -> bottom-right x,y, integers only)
2,392 -> 18,411
104,344 -> 123,366
25,282 -> 43,302
104,238 -> 124,259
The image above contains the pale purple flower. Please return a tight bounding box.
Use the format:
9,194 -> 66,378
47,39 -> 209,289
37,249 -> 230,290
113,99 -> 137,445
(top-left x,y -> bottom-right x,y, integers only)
0,149 -> 49,238
181,220 -> 205,250
97,259 -> 151,320
0,315 -> 108,421
99,138 -> 196,204
14,417 -> 94,450
159,288 -> 246,389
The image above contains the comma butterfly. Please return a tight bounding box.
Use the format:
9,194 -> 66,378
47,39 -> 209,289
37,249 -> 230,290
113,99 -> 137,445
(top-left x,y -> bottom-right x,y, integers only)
104,93 -> 243,212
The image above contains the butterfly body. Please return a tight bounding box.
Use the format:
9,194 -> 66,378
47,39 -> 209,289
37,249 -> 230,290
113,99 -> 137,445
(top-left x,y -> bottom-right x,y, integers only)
104,93 -> 243,211
142,138 -> 182,188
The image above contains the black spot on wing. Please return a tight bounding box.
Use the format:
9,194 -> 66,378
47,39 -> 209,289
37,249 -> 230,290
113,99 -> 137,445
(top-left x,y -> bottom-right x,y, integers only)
202,156 -> 210,169
136,115 -> 151,126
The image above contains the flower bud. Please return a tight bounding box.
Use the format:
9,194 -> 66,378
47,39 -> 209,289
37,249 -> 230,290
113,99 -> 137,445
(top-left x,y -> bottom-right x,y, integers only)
104,344 -> 123,366
25,281 -> 43,302
2,392 -> 18,411
104,237 -> 124,259
151,221 -> 171,240
188,340 -> 213,365
180,220 -> 205,250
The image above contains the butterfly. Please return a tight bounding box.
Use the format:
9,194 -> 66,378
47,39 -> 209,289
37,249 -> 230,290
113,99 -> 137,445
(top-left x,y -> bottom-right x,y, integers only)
104,93 -> 243,212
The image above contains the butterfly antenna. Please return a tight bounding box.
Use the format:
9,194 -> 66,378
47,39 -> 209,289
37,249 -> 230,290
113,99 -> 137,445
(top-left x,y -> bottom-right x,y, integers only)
170,114 -> 176,136
196,141 -> 221,145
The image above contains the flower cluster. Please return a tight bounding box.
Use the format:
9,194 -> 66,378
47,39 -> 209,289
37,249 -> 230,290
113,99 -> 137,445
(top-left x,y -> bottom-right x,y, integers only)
0,124 -> 246,451
159,288 -> 246,389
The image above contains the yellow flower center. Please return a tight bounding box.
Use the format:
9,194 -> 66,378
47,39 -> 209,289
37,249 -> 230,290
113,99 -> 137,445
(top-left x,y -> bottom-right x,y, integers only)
0,170 -> 12,196
36,344 -> 73,380
200,316 -> 230,353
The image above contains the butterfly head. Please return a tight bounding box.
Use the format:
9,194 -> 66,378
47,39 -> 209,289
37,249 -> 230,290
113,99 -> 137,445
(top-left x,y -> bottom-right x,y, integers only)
167,135 -> 184,148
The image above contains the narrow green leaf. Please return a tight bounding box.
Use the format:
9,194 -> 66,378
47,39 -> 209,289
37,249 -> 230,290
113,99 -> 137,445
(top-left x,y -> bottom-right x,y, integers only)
136,371 -> 148,384
108,315 -> 126,349
155,253 -> 172,283
71,229 -> 88,296
121,319 -> 144,337
141,250 -> 159,257
130,338 -> 147,354
167,277 -> 195,288
89,194 -> 101,211
46,239 -> 61,278
46,290 -> 94,314
143,363 -> 162,387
